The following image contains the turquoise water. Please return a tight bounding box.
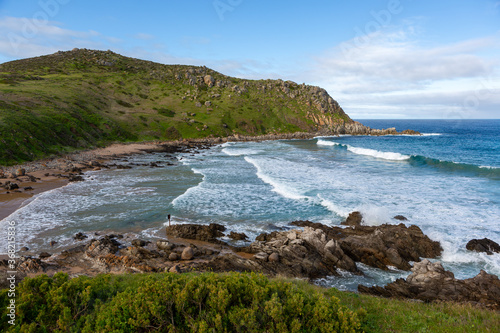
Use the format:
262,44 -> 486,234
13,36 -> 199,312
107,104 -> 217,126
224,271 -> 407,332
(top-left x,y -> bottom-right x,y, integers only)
1,119 -> 499,290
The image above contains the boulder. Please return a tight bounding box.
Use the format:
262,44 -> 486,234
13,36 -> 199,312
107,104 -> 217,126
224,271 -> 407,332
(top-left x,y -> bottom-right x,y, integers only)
39,252 -> 51,259
268,252 -> 279,262
203,75 -> 215,87
181,247 -> 194,260
3,182 -> 19,190
169,265 -> 182,273
342,211 -> 363,226
16,168 -> 26,177
74,232 -> 88,241
156,240 -> 174,251
466,238 -> 500,255
169,252 -> 180,261
359,259 -> 500,310
68,175 -> 84,182
394,215 -> 408,221
166,223 -> 226,244
131,239 -> 148,247
16,257 -> 46,274
85,236 -> 120,258
228,231 -> 249,241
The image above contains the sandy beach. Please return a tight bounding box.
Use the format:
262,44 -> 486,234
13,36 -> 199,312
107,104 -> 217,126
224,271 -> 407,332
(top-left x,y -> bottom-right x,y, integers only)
0,142 -> 170,220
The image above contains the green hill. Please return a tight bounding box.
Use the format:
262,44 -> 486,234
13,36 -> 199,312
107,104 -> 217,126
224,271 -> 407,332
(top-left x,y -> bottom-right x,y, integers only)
0,48 -> 351,165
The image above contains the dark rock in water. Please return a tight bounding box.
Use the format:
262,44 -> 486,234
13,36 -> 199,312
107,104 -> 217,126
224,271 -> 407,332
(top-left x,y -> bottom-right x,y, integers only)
50,241 -> 57,247
131,239 -> 149,247
24,186 -> 34,191
39,252 -> 51,259
166,223 -> 226,244
466,238 -> 500,255
358,259 -> 500,310
3,182 -> 19,190
228,231 -> 248,241
20,246 -> 29,251
394,215 -> 408,221
68,174 -> 84,182
116,164 -> 132,169
108,234 -> 124,239
74,232 -> 88,241
85,236 -> 120,258
342,211 -> 363,226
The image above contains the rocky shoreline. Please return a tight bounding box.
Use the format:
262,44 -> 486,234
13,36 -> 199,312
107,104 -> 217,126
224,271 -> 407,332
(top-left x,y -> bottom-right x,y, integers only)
2,211 -> 499,310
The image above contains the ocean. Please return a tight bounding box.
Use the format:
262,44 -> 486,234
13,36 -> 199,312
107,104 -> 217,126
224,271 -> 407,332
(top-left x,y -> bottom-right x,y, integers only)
1,119 -> 499,290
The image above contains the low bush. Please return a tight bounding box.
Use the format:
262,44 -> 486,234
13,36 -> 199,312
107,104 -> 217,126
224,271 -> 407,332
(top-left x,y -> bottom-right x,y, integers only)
0,272 -> 361,332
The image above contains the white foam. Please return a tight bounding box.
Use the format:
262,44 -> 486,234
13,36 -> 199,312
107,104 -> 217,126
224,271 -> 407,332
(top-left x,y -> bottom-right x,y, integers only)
317,195 -> 350,217
421,133 -> 442,136
346,146 -> 411,161
357,205 -> 393,226
244,156 -> 308,200
222,148 -> 261,156
479,165 -> 499,169
317,139 -> 342,146
317,139 -> 410,161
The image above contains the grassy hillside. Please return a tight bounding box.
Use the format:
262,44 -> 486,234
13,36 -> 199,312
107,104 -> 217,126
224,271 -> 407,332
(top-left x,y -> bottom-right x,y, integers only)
1,272 -> 498,332
0,48 -> 351,165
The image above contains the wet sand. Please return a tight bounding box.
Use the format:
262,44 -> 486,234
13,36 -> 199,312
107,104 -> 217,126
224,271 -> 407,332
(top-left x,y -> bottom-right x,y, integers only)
0,142 -> 166,220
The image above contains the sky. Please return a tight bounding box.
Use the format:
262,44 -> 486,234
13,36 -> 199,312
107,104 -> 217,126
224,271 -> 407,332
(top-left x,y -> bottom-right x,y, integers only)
0,0 -> 499,119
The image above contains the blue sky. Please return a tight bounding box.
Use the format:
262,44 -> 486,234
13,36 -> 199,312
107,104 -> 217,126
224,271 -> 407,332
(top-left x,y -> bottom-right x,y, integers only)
0,0 -> 499,119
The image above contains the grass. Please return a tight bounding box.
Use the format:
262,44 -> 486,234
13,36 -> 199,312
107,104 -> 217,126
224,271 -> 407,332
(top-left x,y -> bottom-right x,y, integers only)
0,49 -> 351,165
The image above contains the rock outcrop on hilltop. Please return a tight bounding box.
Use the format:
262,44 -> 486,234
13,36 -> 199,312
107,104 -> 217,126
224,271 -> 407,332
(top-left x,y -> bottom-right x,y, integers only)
359,259 -> 500,310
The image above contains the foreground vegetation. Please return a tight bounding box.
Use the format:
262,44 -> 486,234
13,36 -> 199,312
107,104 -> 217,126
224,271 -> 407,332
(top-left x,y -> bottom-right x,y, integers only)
0,49 -> 349,165
1,272 -> 360,332
1,272 -> 498,332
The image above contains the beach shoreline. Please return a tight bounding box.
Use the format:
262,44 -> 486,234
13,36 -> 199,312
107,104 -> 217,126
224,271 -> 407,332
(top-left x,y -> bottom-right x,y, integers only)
0,132 -> 321,220
0,142 -> 178,220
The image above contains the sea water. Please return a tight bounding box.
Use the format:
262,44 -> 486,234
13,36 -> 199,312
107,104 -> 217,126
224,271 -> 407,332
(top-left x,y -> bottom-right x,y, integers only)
1,119 -> 499,290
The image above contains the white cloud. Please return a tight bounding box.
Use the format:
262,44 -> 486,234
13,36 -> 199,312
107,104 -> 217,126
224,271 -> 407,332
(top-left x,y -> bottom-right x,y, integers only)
306,27 -> 500,118
0,16 -> 111,58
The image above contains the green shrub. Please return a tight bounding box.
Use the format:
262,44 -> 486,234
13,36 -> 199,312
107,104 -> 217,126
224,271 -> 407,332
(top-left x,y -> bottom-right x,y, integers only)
0,272 -> 360,332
